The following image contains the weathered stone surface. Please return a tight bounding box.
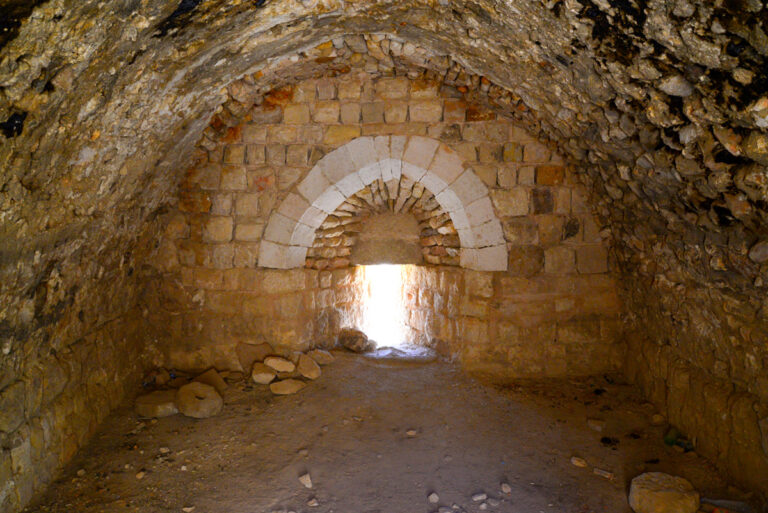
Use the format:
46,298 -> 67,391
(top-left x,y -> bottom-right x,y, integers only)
338,328 -> 375,353
135,390 -> 179,418
297,354 -> 321,380
251,363 -> 277,385
176,383 -> 224,419
628,473 -> 699,513
0,382 -> 25,433
269,379 -> 307,395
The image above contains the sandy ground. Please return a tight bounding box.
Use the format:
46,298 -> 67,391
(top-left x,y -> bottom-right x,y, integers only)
25,353 -> 748,513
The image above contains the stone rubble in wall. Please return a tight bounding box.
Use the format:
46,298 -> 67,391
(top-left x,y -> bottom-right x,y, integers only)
305,172 -> 459,270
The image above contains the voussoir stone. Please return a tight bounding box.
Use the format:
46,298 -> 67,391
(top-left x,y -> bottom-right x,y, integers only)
264,356 -> 296,373
628,472 -> 699,513
135,390 -> 178,418
251,363 -> 277,385
176,382 -> 224,419
269,379 -> 306,395
297,354 -> 322,380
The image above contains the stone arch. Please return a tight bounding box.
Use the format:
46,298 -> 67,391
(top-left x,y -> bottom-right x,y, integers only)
258,136 -> 508,271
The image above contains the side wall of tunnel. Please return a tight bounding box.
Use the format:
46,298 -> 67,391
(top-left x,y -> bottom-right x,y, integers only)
149,71 -> 622,378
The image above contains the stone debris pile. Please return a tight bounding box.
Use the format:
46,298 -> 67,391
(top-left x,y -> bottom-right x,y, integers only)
134,343 -> 336,418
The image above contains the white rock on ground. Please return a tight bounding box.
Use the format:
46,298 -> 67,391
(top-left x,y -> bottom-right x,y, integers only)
175,382 -> 224,418
428,492 -> 439,503
135,390 -> 178,418
299,473 -> 312,488
307,349 -> 335,365
251,363 -> 277,385
628,472 -> 700,513
264,356 -> 296,373
270,379 -> 306,395
297,354 -> 322,380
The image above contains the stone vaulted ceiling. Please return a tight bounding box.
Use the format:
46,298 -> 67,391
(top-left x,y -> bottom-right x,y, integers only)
1,0 -> 767,403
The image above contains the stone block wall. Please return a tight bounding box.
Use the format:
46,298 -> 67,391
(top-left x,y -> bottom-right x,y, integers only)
623,280 -> 768,494
0,226 -> 162,513
402,267 -> 622,378
156,69 -> 622,376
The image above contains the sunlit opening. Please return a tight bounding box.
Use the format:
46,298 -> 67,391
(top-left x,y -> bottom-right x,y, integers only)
360,265 -> 407,349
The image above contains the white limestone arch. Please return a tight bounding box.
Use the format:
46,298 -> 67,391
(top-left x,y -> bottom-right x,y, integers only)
258,136 -> 508,271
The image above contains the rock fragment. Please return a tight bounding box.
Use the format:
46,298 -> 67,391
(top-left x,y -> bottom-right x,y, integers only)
297,354 -> 321,380
264,356 -> 296,373
338,327 -> 375,352
251,363 -> 277,384
428,492 -> 439,503
135,390 -> 178,418
269,379 -> 306,395
307,349 -> 335,365
628,472 -> 699,513
748,240 -> 768,263
299,472 -> 312,488
175,382 -> 223,418
193,368 -> 228,394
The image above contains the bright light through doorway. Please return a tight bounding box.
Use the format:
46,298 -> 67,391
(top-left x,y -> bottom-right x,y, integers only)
361,264 -> 407,349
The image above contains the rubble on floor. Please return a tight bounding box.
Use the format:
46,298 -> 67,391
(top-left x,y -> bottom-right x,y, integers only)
134,341 -> 337,418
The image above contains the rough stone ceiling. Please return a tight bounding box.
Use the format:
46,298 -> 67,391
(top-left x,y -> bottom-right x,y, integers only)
1,0 -> 767,334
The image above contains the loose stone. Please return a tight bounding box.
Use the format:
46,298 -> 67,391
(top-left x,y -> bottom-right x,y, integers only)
264,356 -> 296,373
175,382 -> 224,418
269,379 -> 306,395
135,390 -> 179,418
251,363 -> 277,385
297,354 -> 321,380
299,473 -> 312,488
628,473 -> 699,513
307,349 -> 335,365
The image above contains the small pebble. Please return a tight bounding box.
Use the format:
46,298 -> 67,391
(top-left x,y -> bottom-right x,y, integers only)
298,448 -> 309,457
593,467 -> 615,480
299,473 -> 312,489
159,447 -> 170,454
182,508 -> 195,513
570,456 -> 587,468
406,429 -> 418,437
180,465 -> 188,471
479,502 -> 488,510
428,492 -> 439,503
307,498 -> 319,507
651,414 -> 665,425
500,483 -> 512,494
472,493 -> 487,502
76,469 -> 86,477
135,471 -> 145,480
487,498 -> 500,506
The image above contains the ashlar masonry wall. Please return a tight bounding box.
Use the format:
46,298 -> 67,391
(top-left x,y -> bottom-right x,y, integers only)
152,69 -> 622,376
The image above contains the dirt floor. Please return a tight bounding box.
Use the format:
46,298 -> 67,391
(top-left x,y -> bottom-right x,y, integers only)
25,353 -> 751,513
